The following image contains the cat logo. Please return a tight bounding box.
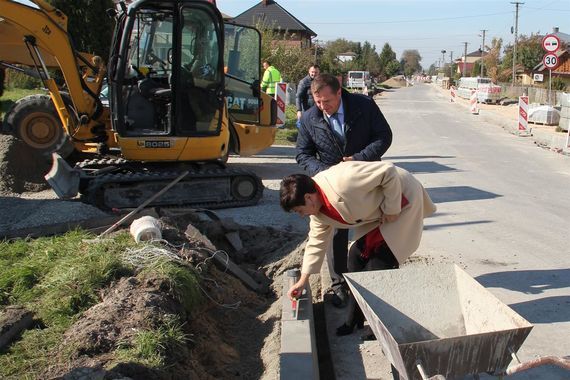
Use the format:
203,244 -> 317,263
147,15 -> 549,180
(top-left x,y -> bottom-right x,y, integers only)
138,140 -> 171,148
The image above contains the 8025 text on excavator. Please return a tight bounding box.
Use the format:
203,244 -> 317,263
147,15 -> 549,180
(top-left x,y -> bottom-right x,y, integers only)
0,0 -> 278,210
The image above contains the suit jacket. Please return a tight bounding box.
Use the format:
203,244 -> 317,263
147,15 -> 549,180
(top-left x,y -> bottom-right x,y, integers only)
296,89 -> 392,176
301,161 -> 437,274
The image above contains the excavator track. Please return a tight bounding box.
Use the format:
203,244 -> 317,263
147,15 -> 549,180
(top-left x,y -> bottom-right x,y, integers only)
80,166 -> 264,210
75,157 -> 128,169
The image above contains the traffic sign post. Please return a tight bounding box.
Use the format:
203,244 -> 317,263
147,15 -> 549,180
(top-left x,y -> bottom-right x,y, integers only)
542,34 -> 561,106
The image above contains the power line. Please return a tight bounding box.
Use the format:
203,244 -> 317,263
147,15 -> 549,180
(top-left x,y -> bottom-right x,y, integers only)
309,11 -> 512,25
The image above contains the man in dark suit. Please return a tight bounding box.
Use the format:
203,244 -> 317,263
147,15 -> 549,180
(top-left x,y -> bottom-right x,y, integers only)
295,64 -> 320,126
295,73 -> 393,307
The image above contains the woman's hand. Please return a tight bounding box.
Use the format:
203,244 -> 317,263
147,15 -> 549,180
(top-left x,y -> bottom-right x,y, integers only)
287,273 -> 309,300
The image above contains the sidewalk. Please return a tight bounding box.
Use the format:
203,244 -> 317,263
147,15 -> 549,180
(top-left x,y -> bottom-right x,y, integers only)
434,85 -> 570,155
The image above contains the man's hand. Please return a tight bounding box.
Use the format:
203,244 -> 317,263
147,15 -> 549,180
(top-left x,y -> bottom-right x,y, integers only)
381,212 -> 400,224
342,156 -> 354,161
297,111 -> 302,120
287,273 -> 309,300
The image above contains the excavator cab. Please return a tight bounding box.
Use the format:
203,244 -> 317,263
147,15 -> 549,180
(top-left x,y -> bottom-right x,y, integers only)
107,0 -> 269,162
110,2 -> 224,138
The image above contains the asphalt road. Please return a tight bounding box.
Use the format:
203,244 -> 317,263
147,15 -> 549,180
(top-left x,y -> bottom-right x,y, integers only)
226,83 -> 570,379
379,83 -> 570,379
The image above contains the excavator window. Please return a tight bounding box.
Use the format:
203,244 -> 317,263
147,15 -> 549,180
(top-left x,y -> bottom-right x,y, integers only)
176,6 -> 222,135
113,4 -> 224,139
223,24 -> 261,125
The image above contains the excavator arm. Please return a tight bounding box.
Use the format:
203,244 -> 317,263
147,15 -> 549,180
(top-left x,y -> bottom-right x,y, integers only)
0,0 -> 107,142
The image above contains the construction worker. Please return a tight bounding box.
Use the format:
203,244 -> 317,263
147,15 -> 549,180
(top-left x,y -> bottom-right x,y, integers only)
260,60 -> 281,96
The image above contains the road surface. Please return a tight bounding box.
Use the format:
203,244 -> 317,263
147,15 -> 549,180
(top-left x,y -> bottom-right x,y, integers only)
225,83 -> 570,379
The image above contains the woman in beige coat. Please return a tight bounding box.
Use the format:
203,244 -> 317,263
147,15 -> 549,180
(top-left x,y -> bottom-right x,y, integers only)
280,160 -> 436,335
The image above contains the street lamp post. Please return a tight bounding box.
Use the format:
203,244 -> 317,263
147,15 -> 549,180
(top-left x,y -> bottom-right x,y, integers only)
441,50 -> 446,74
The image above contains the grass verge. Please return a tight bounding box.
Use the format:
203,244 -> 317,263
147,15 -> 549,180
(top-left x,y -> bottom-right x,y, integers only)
0,230 -> 202,378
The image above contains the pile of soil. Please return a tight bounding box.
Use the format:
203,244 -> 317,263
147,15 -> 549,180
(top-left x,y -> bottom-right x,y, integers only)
0,135 -> 51,195
40,211 -> 307,379
382,75 -> 408,88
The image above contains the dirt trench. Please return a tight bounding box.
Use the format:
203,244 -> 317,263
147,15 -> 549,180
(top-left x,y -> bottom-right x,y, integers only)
39,211 -> 308,380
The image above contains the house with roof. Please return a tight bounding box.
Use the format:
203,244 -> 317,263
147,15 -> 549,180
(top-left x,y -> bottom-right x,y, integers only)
337,52 -> 357,63
531,27 -> 570,88
454,50 -> 487,76
230,0 -> 317,49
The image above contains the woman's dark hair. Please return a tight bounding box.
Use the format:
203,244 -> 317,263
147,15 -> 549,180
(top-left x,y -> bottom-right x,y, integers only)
279,174 -> 317,212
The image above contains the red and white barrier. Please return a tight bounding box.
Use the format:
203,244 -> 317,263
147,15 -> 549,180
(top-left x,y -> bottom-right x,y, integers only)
450,86 -> 456,102
518,96 -> 529,132
275,82 -> 287,128
470,90 -> 479,114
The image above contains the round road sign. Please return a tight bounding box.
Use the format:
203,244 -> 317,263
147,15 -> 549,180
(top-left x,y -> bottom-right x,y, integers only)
542,34 -> 561,53
543,53 -> 560,70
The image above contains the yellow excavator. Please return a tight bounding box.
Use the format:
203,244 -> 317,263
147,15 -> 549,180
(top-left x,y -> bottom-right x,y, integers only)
0,0 -> 278,209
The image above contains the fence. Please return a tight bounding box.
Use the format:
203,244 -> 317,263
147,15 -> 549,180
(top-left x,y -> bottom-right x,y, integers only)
498,84 -> 566,106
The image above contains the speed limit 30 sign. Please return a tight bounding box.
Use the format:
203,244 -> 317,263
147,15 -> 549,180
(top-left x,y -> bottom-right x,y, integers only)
543,53 -> 560,70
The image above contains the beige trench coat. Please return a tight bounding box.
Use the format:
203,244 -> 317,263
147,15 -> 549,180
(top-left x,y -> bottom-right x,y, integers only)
301,161 -> 437,274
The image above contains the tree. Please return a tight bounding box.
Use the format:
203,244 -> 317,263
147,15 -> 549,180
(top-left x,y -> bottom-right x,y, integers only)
499,34 -> 543,82
378,43 -> 397,80
47,0 -> 115,60
518,34 -> 543,72
359,41 -> 381,76
482,37 -> 502,83
471,61 -> 481,77
319,38 -> 361,75
257,22 -> 314,84
400,49 -> 422,77
385,60 -> 401,78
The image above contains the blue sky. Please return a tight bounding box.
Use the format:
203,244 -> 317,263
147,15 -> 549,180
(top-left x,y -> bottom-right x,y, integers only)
216,0 -> 570,69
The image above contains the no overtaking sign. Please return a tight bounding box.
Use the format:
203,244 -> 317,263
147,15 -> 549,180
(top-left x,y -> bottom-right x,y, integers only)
542,34 -> 560,53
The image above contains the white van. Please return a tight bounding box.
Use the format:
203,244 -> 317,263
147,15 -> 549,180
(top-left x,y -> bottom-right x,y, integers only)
347,71 -> 371,89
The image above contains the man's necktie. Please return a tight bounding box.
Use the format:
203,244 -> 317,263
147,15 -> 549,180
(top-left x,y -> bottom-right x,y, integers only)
329,113 -> 344,144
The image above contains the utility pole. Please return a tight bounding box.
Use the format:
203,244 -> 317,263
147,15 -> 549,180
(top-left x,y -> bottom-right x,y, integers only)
450,51 -> 454,80
511,2 -> 524,86
313,39 -> 318,63
462,42 -> 469,77
480,29 -> 487,77
441,49 -> 446,74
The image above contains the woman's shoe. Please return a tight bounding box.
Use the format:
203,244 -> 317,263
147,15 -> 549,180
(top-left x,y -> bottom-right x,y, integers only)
336,320 -> 364,336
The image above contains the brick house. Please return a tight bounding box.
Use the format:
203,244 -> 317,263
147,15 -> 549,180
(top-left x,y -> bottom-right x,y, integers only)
230,0 -> 317,49
455,50 -> 487,76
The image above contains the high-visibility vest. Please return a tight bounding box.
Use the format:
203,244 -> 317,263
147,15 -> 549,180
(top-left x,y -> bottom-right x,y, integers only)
261,66 -> 281,95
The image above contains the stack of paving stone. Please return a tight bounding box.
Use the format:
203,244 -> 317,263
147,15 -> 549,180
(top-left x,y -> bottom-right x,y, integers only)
560,93 -> 570,131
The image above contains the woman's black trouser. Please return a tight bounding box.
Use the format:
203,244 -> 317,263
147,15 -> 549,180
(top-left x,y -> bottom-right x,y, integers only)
345,234 -> 399,327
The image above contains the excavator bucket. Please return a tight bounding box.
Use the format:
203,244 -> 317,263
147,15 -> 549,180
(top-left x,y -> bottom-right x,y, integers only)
44,153 -> 81,199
